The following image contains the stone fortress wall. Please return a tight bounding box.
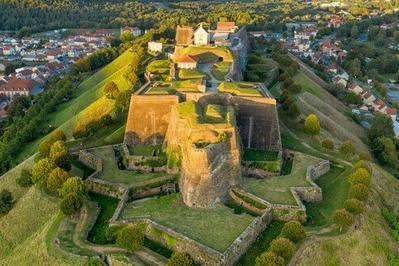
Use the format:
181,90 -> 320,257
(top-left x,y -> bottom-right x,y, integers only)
124,95 -> 179,145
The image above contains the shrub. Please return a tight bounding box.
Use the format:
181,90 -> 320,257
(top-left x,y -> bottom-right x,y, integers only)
321,139 -> 334,150
0,189 -> 13,215
344,198 -> 364,214
116,225 -> 145,252
255,251 -> 284,266
49,140 -> 68,158
16,168 -> 33,187
60,177 -> 85,197
47,167 -> 70,191
280,221 -> 306,243
348,168 -> 371,187
304,114 -> 320,136
269,237 -> 295,260
333,209 -> 353,232
358,152 -> 371,161
167,252 -> 195,266
31,158 -> 56,184
339,140 -> 355,158
349,183 -> 370,201
60,192 -> 83,216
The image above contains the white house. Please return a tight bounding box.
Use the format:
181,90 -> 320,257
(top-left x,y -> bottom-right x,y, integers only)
194,24 -> 210,45
177,55 -> 198,69
148,42 -> 163,53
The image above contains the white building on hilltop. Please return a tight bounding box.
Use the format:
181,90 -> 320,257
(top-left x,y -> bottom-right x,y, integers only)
148,42 -> 163,53
194,24 -> 210,45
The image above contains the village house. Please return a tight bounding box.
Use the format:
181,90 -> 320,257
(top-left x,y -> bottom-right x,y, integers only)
176,55 -> 198,69
175,26 -> 194,46
332,75 -> 347,87
361,91 -> 376,105
0,78 -> 38,99
122,26 -> 142,37
148,41 -> 163,53
216,22 -> 238,33
194,24 -> 210,45
349,83 -> 364,95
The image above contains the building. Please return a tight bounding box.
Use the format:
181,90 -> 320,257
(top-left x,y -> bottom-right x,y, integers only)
194,24 -> 210,45
349,84 -> 364,95
216,22 -> 237,33
0,78 -> 37,99
176,55 -> 198,69
148,42 -> 163,53
175,26 -> 194,46
122,26 -> 142,37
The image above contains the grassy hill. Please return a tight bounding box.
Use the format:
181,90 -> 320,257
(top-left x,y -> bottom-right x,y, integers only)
16,48 -> 138,162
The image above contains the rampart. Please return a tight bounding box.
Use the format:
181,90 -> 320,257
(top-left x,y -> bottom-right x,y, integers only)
124,95 -> 179,146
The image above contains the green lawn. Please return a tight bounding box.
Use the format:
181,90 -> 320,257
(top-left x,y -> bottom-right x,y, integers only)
179,46 -> 234,62
242,152 -> 320,205
145,80 -> 202,95
218,82 -> 262,97
236,221 -> 285,266
305,164 -> 350,227
212,61 -> 231,80
243,149 -> 279,161
90,146 -> 166,184
87,192 -> 119,244
128,144 -> 163,156
121,193 -> 254,252
146,60 -> 170,74
178,69 -> 206,80
16,48 -> 137,162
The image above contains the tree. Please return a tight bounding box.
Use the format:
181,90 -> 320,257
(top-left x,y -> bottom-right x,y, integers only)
255,251 -> 284,266
351,25 -> 359,39
60,177 -> 85,197
120,31 -> 133,43
349,168 -> 371,187
0,189 -> 13,215
339,140 -> 355,158
369,113 -> 394,140
321,139 -> 334,150
304,114 -> 320,136
333,209 -> 353,232
38,139 -> 52,158
7,95 -> 30,117
280,221 -> 306,243
349,183 -> 370,201
115,90 -> 133,112
31,158 -> 55,184
50,128 -> 66,143
60,192 -> 83,216
344,198 -> 363,214
116,225 -> 145,251
167,252 -> 194,266
47,168 -> 70,191
103,81 -> 120,99
49,141 -> 71,171
269,237 -> 295,260
372,137 -> 399,167
344,92 -> 362,105
353,160 -> 371,173
16,168 -> 33,187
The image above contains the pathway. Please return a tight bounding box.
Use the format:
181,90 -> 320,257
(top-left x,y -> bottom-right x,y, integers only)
198,63 -> 219,92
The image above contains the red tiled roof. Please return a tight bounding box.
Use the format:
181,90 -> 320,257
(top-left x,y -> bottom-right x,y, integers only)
0,78 -> 36,92
217,21 -> 236,31
177,54 -> 198,63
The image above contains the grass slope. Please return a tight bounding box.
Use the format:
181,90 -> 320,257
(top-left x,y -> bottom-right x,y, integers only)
296,164 -> 399,265
16,48 -> 137,162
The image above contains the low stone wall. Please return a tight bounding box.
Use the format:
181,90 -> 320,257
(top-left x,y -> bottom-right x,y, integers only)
272,204 -> 307,223
131,182 -> 177,200
85,177 -> 127,199
79,150 -> 102,172
229,188 -> 269,216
